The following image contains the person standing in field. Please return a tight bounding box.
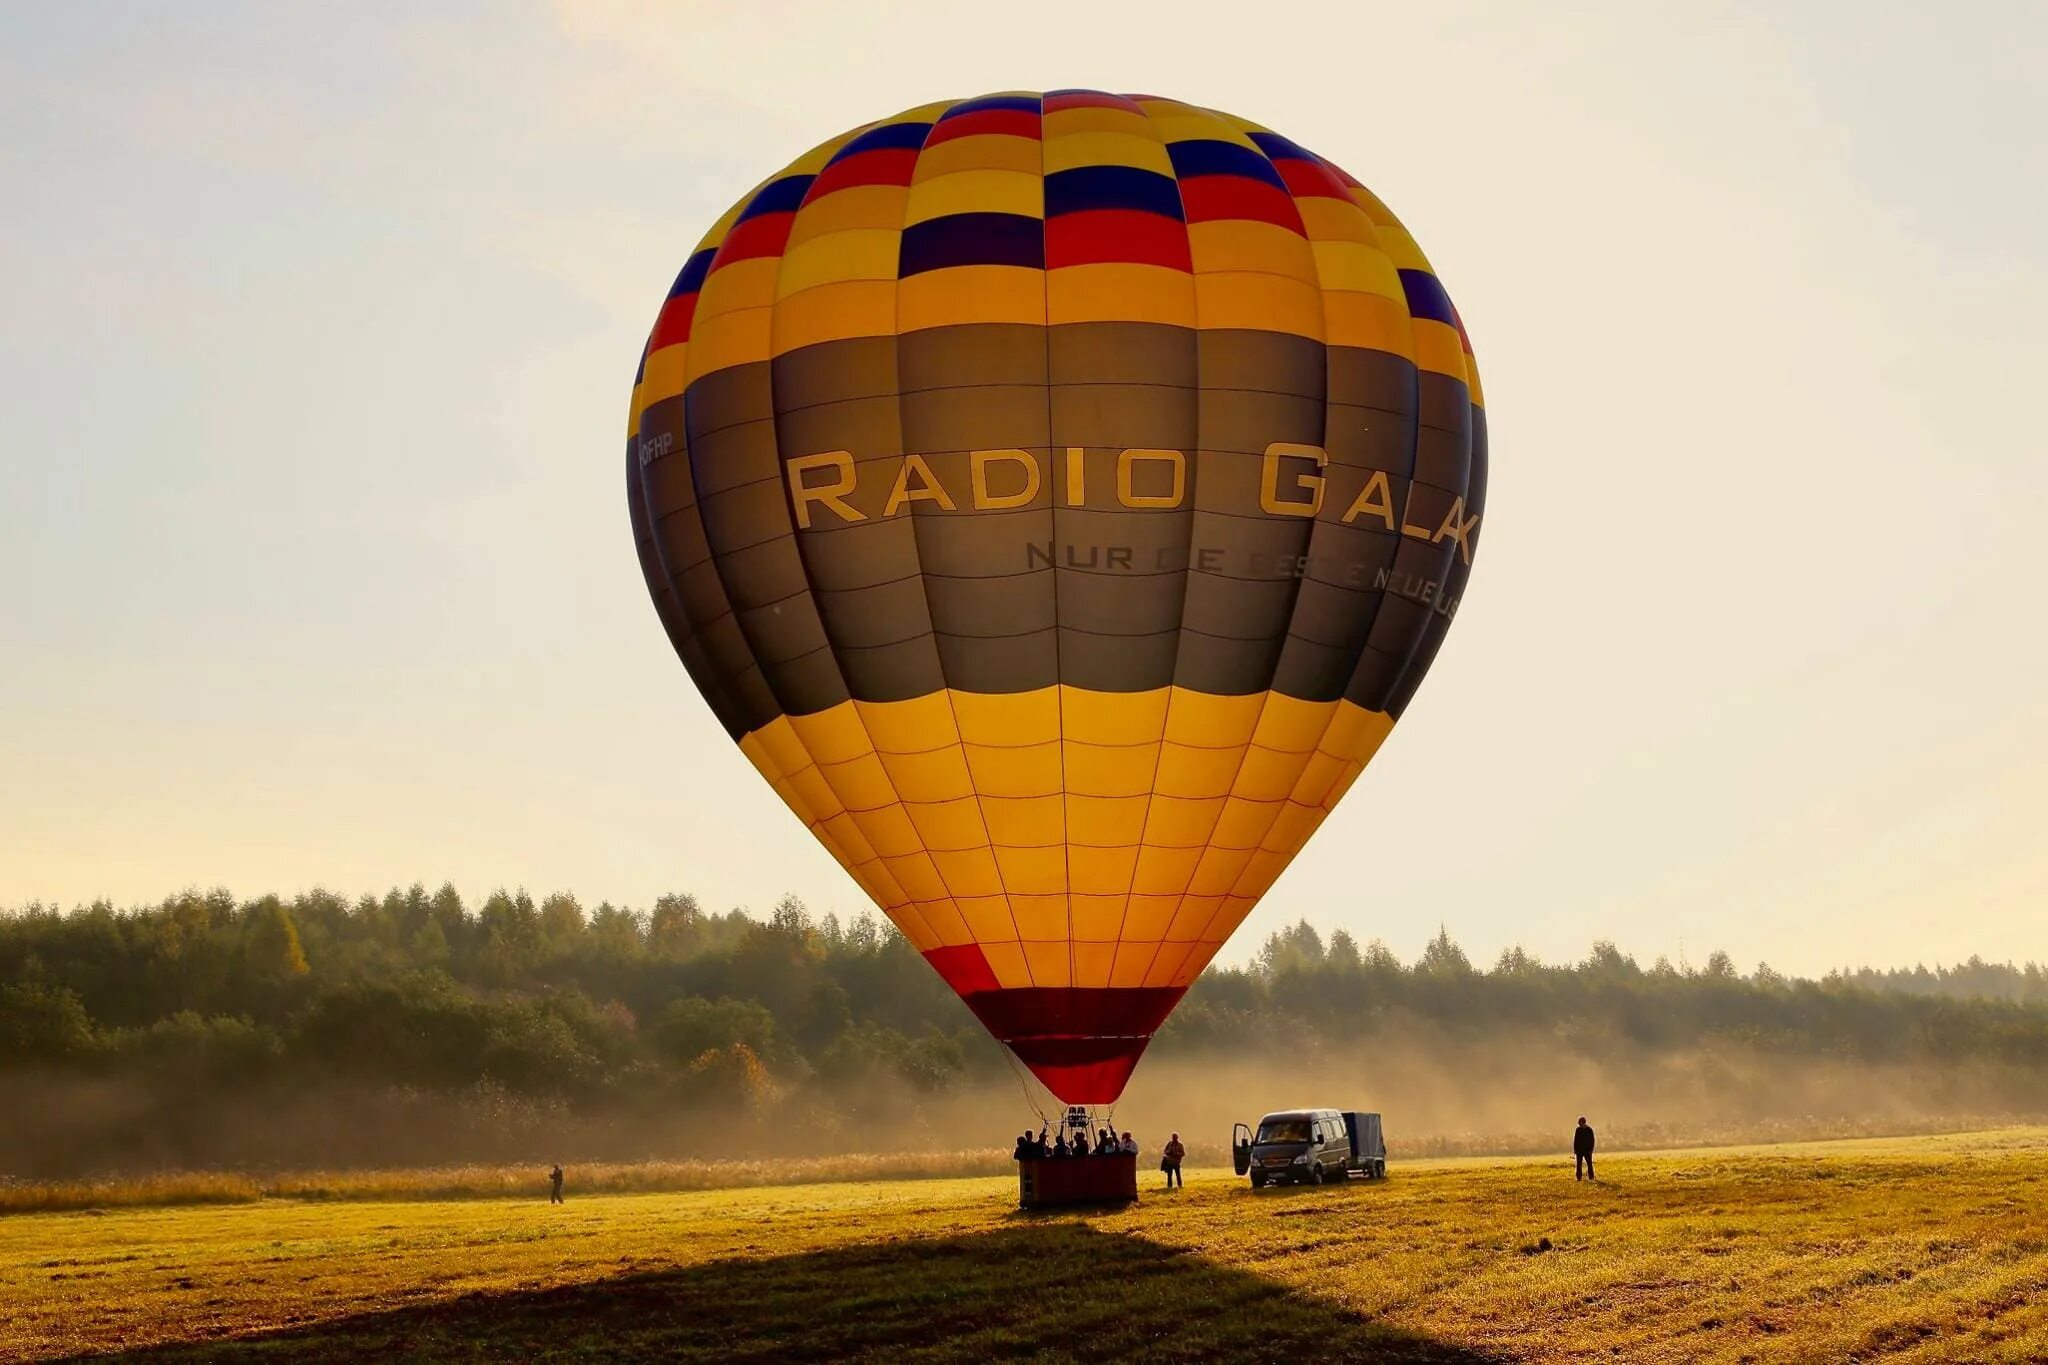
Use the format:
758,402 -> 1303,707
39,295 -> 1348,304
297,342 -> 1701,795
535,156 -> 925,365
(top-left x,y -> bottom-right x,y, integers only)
1162,1133 -> 1186,1189
549,1163 -> 565,1203
1573,1119 -> 1596,1181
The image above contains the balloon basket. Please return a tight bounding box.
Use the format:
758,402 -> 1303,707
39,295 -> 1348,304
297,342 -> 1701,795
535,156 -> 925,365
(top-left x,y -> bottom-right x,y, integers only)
1017,1153 -> 1138,1209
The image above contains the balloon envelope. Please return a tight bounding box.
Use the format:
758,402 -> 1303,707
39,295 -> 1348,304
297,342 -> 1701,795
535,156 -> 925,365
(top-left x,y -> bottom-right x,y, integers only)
627,91 -> 1486,1104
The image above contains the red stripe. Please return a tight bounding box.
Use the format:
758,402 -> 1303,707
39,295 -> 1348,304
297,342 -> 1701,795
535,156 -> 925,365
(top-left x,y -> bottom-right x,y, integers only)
926,109 -> 1042,144
924,944 -> 1002,995
803,147 -> 918,202
1044,91 -> 1144,114
1045,209 -> 1192,271
1179,176 -> 1306,233
1325,158 -> 1364,189
708,213 -> 794,272
1275,157 -> 1352,200
646,293 -> 697,351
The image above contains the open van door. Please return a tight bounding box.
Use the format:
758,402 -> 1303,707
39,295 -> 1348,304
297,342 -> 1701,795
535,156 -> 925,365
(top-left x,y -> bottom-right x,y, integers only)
1232,1122 -> 1253,1176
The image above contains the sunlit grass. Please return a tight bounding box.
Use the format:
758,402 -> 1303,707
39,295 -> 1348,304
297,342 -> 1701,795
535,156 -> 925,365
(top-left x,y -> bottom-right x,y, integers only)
4,1129 -> 2046,1361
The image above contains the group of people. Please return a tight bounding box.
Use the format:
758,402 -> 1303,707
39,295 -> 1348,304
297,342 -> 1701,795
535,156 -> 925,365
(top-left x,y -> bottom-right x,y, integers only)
1012,1127 -> 1188,1188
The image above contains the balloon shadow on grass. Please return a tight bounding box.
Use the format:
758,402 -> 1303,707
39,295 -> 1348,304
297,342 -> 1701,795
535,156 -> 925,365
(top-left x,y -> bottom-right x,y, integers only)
79,1222 -> 1502,1364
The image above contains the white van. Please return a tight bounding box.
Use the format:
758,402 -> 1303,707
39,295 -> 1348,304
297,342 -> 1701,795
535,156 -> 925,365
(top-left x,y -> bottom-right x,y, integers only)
1233,1109 -> 1387,1187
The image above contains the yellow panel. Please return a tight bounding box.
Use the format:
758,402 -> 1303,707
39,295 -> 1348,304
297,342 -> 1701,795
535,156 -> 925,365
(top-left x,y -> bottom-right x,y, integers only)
1187,220 -> 1319,281
904,169 -> 1044,225
1010,893 -> 1069,940
771,279 -> 898,353
1187,846 -> 1254,896
981,938 -> 1034,989
916,897 -> 973,947
1308,240 -> 1404,301
1321,760 -> 1366,812
855,692 -> 960,754
1162,689 -> 1265,747
1322,291 -> 1414,357
1063,740 -> 1157,797
1321,701 -> 1396,765
1022,939 -> 1072,988
1072,941 -> 1116,988
1142,939 -> 1198,988
1231,746 -> 1312,802
636,344 -> 688,413
1251,695 -> 1337,753
963,740 -> 1062,798
980,794 -> 1064,847
786,185 -> 910,244
818,811 -> 878,865
765,776 -> 814,826
788,704 -> 875,766
1143,106 -> 1260,151
1060,685 -> 1170,744
684,305 -> 771,382
996,846 -> 1068,895
1153,741 -> 1245,799
1414,318 -> 1470,381
1296,196 -> 1376,244
773,230 -> 900,297
1110,940 -> 1161,987
852,802 -> 924,859
1205,896 -> 1259,941
817,751 -> 897,812
1132,843 -> 1204,895
881,905 -> 940,953
912,134 -> 1044,179
751,717 -> 812,778
1167,938 -> 1225,985
877,745 -> 975,803
1114,896 -> 1179,941
882,852 -> 949,902
905,796 -> 987,851
1042,106 -> 1153,138
1070,895 -> 1127,943
1210,795 -> 1281,850
1194,272 -> 1323,337
785,765 -> 845,820
1068,842 -> 1139,894
899,265 -> 1045,330
1259,802 -> 1323,857
952,688 -> 1061,746
1041,131 -> 1174,175
1047,263 -> 1195,327
1141,796 -> 1225,850
957,895 -> 1019,942
1065,795 -> 1149,848
853,856 -> 911,909
930,846 -> 1005,898
1289,751 -> 1348,807
696,256 -> 781,317
1371,221 -> 1432,272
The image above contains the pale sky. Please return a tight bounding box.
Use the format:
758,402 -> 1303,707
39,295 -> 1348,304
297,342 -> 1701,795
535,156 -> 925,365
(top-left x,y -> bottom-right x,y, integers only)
3,1 -> 2043,976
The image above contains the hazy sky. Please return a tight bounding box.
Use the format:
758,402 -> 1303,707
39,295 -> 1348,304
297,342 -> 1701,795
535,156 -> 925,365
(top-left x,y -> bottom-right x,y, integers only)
3,1 -> 2043,976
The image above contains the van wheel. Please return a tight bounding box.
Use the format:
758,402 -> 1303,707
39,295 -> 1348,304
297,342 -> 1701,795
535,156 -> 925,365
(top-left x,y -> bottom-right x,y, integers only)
1373,1159 -> 1386,1179
1307,1165 -> 1323,1186
1250,1173 -> 1266,1189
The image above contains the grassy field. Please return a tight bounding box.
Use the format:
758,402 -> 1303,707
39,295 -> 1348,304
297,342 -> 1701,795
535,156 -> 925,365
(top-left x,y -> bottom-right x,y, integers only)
5,1129 -> 2046,1362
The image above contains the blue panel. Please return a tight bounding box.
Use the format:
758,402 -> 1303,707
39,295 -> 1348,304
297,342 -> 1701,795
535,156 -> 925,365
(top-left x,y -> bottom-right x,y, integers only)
1044,165 -> 1184,221
940,94 -> 1043,118
1399,269 -> 1458,326
669,248 -> 716,298
735,175 -> 815,223
827,121 -> 935,162
1248,130 -> 1315,162
899,212 -> 1047,276
1166,139 -> 1286,189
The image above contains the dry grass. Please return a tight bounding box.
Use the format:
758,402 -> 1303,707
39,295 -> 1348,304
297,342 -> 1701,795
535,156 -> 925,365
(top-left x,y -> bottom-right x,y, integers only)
4,1127 -> 2048,1361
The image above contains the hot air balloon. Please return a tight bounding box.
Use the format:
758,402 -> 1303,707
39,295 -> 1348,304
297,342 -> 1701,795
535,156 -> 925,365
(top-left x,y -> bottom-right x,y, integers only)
626,91 -> 1485,1109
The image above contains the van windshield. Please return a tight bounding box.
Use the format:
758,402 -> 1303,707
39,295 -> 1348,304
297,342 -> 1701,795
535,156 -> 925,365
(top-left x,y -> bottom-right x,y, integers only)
1256,1119 -> 1312,1144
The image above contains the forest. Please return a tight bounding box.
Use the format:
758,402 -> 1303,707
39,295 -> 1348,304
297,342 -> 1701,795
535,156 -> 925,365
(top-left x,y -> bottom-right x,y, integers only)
4,885 -> 2047,1176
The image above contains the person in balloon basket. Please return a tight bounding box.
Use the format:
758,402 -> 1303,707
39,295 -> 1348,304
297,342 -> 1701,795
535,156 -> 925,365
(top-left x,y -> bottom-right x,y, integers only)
1119,1131 -> 1138,1157
548,1164 -> 565,1204
1573,1118 -> 1597,1181
1050,1133 -> 1070,1159
1013,1133 -> 1034,1161
1161,1133 -> 1186,1190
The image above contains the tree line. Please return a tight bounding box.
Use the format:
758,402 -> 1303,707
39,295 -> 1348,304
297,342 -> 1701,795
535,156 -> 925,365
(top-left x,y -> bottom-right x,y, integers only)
6,886 -> 2048,1106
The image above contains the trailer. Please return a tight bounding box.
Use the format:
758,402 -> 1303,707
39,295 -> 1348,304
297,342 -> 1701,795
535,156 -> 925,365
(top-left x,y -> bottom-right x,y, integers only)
1342,1111 -> 1387,1178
